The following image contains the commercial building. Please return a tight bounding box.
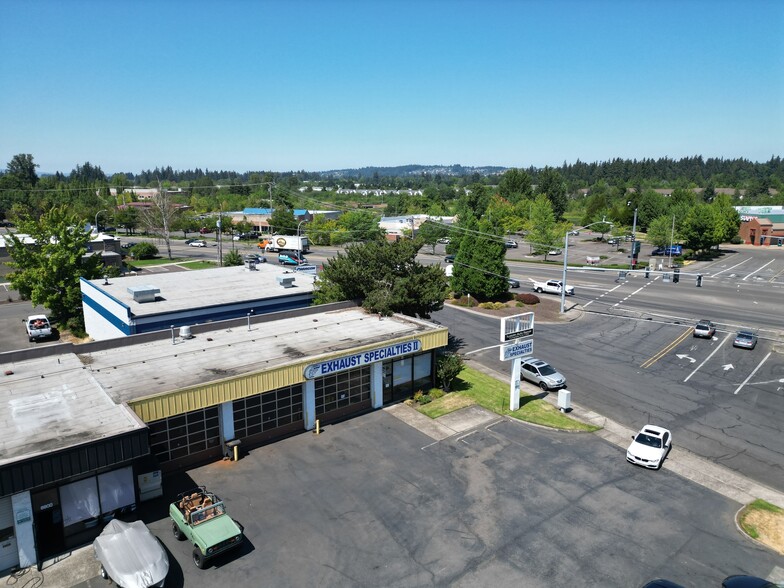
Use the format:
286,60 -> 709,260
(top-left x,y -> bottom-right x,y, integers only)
80,263 -> 317,340
736,206 -> 784,246
0,303 -> 448,573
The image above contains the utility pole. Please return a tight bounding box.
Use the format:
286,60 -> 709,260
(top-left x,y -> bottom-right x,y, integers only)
629,208 -> 638,271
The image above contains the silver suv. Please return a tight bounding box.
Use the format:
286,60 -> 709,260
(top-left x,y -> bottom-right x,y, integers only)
520,358 -> 566,391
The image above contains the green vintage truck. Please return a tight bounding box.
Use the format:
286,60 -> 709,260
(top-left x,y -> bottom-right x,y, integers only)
169,486 -> 244,569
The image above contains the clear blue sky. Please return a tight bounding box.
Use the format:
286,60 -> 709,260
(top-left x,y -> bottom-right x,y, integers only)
1,0 -> 782,175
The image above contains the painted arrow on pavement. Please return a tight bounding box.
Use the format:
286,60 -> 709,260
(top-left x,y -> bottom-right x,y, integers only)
676,354 -> 696,363
722,364 -> 734,371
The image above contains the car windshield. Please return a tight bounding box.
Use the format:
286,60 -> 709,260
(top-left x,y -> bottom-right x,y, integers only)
538,365 -> 556,376
634,433 -> 662,448
736,333 -> 753,341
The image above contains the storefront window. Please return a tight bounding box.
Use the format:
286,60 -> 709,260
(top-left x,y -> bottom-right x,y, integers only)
60,478 -> 100,527
97,467 -> 135,514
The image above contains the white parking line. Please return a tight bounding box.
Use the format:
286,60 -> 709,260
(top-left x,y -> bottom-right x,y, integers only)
742,259 -> 774,281
711,257 -> 751,276
733,352 -> 772,395
684,333 -> 731,382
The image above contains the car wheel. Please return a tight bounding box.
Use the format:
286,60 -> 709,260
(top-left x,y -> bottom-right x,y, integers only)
193,547 -> 207,569
172,521 -> 183,540
539,382 -> 549,391
100,566 -> 108,580
536,287 -> 543,293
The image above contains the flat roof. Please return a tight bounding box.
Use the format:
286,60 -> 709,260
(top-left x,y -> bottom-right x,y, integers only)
0,355 -> 145,466
82,307 -> 442,405
84,263 -> 317,317
0,307 -> 443,464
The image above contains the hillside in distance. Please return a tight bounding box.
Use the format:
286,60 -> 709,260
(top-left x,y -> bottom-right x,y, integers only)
319,164 -> 507,178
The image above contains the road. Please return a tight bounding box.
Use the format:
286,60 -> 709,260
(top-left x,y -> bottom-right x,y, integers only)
431,268 -> 784,492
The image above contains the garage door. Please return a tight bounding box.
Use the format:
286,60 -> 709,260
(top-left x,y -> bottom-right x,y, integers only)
0,496 -> 19,572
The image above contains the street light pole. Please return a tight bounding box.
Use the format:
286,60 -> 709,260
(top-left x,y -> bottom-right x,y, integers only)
297,220 -> 308,258
95,209 -> 107,233
561,218 -> 613,314
629,208 -> 638,272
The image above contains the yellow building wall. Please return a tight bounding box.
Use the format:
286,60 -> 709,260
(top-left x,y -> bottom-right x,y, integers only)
130,329 -> 448,422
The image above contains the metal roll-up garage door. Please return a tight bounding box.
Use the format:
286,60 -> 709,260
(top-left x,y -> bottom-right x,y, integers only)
0,496 -> 19,572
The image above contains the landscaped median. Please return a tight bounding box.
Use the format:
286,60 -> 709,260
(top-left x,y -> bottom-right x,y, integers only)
409,366 -> 599,432
737,499 -> 784,556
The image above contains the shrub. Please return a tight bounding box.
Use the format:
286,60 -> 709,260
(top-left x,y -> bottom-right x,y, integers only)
437,352 -> 464,391
130,241 -> 158,260
515,293 -> 540,305
430,388 -> 445,400
730,235 -> 743,244
223,250 -> 243,266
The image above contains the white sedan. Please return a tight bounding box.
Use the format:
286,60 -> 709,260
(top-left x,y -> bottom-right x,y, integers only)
189,240 -> 207,247
626,425 -> 672,470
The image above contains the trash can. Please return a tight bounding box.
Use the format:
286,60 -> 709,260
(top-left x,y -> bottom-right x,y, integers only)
226,439 -> 242,461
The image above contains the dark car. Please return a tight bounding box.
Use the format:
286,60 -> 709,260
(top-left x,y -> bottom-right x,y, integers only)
444,255 -> 455,263
641,580 -> 686,588
507,278 -> 520,288
722,575 -> 778,588
504,240 -> 518,248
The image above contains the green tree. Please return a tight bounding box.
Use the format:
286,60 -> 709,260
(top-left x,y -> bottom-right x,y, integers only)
6,154 -> 39,187
450,219 -> 509,300
636,189 -> 668,230
710,193 -> 741,245
525,195 -> 560,259
498,169 -> 533,202
646,215 -> 677,249
415,219 -> 449,253
536,167 -> 568,219
336,210 -> 385,242
269,207 -> 298,235
314,238 -> 448,318
130,242 -> 159,260
223,249 -> 243,266
5,205 -> 104,332
306,214 -> 337,246
680,204 -> 717,253
436,352 -> 464,392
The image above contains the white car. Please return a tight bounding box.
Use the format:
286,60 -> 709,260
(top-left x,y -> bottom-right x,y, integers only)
520,358 -> 566,391
626,425 -> 672,470
189,240 -> 207,247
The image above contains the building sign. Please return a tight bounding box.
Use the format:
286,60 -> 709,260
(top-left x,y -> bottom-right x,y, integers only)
304,340 -> 422,379
16,508 -> 31,524
740,215 -> 757,222
500,338 -> 534,361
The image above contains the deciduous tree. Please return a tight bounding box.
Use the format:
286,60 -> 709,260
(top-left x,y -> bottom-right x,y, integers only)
6,205 -> 104,333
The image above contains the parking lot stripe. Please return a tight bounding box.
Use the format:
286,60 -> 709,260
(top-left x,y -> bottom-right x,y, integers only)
733,351 -> 772,395
711,256 -> 751,276
742,259 -> 775,280
683,333 -> 732,382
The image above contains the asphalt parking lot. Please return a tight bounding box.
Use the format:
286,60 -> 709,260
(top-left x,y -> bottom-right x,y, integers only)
49,407 -> 782,588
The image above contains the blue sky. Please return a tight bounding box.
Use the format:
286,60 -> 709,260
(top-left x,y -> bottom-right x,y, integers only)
1,0 -> 782,174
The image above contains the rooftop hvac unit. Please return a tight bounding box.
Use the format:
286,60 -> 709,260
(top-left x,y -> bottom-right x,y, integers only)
127,285 -> 160,303
179,325 -> 193,339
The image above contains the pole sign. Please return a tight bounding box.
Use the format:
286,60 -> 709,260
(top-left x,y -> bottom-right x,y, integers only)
500,312 -> 535,342
500,338 -> 533,361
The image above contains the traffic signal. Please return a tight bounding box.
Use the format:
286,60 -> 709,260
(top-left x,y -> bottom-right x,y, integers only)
673,267 -> 680,283
696,274 -> 703,287
632,241 -> 641,255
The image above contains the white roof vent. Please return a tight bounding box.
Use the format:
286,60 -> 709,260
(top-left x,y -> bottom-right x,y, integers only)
127,285 -> 160,303
276,276 -> 296,288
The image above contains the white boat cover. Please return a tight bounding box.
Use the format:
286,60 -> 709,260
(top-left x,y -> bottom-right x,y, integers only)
93,519 -> 169,588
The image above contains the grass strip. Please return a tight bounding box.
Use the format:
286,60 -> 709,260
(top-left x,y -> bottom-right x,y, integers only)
416,366 -> 599,432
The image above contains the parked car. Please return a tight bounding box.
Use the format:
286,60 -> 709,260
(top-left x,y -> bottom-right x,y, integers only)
607,238 -> 619,245
548,248 -> 562,255
641,581 -> 686,588
722,575 -> 779,588
504,240 -> 518,248
94,519 -> 169,587
244,253 -> 266,263
520,358 -> 566,391
437,237 -> 451,244
626,425 -> 672,470
693,320 -> 716,339
568,230 -> 580,236
507,278 -> 520,288
444,254 -> 455,263
189,240 -> 207,247
199,227 -> 210,234
733,330 -> 758,349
